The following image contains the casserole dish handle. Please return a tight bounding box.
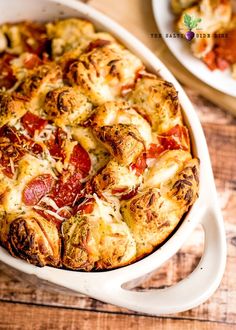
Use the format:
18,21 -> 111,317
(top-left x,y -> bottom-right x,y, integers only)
107,208 -> 226,315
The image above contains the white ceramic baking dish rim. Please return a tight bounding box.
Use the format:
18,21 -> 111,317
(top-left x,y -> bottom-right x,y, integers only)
0,0 -> 226,315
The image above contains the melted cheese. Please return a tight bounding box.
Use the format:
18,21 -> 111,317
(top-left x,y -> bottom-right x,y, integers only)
2,154 -> 55,213
95,160 -> 142,194
144,150 -> 192,188
93,193 -> 121,223
91,194 -> 137,264
72,126 -> 99,150
36,124 -> 57,142
113,166 -> 142,190
93,102 -> 152,146
109,108 -> 152,146
72,126 -> 110,174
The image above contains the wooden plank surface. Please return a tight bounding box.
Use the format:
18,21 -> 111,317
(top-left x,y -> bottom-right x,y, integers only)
1,301 -> 236,330
0,0 -> 236,329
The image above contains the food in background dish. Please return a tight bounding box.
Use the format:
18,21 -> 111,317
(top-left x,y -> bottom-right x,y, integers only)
0,18 -> 199,270
171,0 -> 236,78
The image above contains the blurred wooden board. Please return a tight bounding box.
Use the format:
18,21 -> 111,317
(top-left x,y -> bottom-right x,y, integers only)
0,0 -> 235,329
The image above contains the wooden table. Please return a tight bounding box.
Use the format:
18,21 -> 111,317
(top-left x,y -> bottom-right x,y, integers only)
0,1 -> 236,329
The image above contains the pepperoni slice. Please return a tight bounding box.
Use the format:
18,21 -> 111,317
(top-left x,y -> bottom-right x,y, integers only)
146,126 -> 190,161
34,203 -> 72,229
111,187 -> 128,194
22,174 -> 55,206
51,171 -> 83,208
203,50 -> 229,71
34,208 -> 64,229
111,187 -> 138,200
76,198 -> 95,214
23,53 -> 43,70
21,112 -> 48,136
46,139 -> 90,208
203,50 -> 217,71
70,144 -> 91,177
146,143 -> 165,159
47,127 -> 67,160
131,153 -> 147,176
159,125 -> 190,151
216,57 -> 229,71
214,28 -> 236,64
121,188 -> 138,201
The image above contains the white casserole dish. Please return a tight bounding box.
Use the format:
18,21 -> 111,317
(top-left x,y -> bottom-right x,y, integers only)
0,0 -> 226,315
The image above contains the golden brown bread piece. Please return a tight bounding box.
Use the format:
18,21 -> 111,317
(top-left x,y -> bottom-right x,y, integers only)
46,18 -> 95,59
129,76 -> 183,133
89,101 -> 152,147
211,15 -> 236,68
67,43 -> 144,105
0,92 -> 27,127
121,158 -> 199,257
90,160 -> 142,196
93,124 -> 144,166
166,158 -> 199,208
47,18 -> 116,61
62,196 -> 136,270
62,214 -> 96,271
18,63 -> 63,109
0,213 -> 61,267
44,86 -> 92,127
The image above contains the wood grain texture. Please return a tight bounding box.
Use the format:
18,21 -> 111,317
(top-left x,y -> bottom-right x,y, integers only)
0,0 -> 235,329
1,302 -> 236,330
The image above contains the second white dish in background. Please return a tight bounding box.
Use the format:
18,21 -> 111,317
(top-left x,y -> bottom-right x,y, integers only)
152,0 -> 236,97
